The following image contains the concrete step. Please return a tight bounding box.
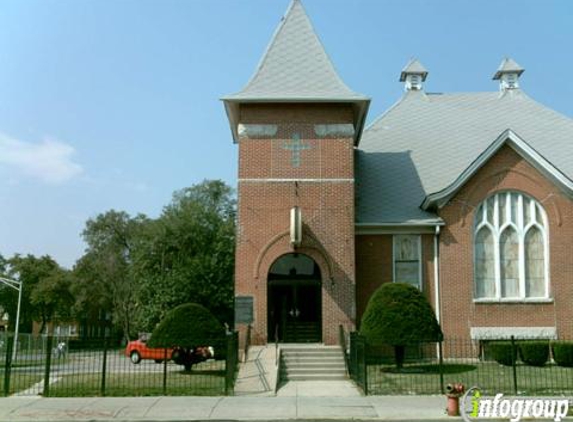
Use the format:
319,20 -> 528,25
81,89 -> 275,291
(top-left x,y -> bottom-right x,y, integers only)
280,346 -> 341,351
283,373 -> 348,381
282,354 -> 344,360
283,357 -> 345,365
281,368 -> 346,375
281,348 -> 342,353
281,362 -> 345,369
279,345 -> 347,382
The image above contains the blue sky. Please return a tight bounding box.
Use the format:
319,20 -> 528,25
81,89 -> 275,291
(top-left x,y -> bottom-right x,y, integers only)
0,0 -> 572,268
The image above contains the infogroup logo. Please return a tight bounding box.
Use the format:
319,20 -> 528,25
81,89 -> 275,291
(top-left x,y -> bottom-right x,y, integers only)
461,387 -> 570,422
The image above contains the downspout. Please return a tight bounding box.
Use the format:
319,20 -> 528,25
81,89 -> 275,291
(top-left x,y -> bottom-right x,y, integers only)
434,225 -> 442,359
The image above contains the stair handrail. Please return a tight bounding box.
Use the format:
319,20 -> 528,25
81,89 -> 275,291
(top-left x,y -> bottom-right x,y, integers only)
275,323 -> 279,366
243,324 -> 251,363
338,324 -> 350,376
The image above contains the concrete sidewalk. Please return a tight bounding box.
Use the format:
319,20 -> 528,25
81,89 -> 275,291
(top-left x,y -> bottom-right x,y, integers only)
0,394 -> 451,421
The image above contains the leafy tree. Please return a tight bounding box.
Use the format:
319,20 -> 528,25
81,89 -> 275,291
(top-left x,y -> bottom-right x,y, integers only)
73,210 -> 148,341
133,180 -> 235,331
0,254 -> 6,274
2,254 -> 71,333
149,303 -> 225,371
360,283 -> 443,369
30,266 -> 74,332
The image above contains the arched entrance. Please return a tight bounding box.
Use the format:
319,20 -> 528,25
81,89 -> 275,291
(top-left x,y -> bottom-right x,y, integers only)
267,253 -> 322,343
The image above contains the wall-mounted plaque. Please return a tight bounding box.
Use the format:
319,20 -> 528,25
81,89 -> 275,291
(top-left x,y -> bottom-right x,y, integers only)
235,296 -> 254,324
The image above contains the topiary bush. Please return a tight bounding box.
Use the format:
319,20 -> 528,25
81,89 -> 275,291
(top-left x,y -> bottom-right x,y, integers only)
360,283 -> 442,369
489,341 -> 517,366
552,342 -> 573,367
149,303 -> 226,370
518,341 -> 549,366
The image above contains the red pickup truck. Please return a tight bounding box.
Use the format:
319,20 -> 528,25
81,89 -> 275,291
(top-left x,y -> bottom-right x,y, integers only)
124,334 -> 215,366
124,336 -> 173,364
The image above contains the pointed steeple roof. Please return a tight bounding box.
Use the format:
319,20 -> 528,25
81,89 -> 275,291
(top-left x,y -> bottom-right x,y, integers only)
224,0 -> 368,101
493,57 -> 525,80
223,0 -> 370,144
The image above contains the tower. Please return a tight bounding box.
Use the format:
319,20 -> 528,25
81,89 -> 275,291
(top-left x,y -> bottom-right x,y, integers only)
222,0 -> 369,344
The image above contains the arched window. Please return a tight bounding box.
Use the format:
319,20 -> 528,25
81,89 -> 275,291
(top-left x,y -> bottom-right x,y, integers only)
474,192 -> 549,300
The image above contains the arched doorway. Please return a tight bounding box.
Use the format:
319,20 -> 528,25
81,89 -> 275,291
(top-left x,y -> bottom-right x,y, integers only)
267,253 -> 322,343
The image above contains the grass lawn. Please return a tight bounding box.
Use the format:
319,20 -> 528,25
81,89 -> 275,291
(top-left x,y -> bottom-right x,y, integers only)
367,361 -> 573,396
0,370 -> 43,396
48,362 -> 227,397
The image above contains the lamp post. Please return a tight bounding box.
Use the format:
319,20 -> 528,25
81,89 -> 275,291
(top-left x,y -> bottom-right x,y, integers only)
0,277 -> 23,361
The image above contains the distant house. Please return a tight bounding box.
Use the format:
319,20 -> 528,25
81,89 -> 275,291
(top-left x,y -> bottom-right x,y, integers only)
224,0 -> 573,346
31,309 -> 112,339
31,321 -> 79,337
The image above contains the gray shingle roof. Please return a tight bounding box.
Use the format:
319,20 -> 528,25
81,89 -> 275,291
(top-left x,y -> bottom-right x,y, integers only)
357,89 -> 573,225
223,0 -> 368,102
222,0 -> 369,144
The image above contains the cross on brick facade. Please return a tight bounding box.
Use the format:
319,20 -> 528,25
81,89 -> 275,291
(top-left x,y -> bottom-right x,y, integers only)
282,133 -> 311,167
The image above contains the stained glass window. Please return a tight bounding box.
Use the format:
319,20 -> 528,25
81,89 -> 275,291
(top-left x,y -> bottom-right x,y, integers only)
474,192 -> 548,300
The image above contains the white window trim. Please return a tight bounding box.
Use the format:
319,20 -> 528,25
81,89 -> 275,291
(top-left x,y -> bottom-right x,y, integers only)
392,234 -> 423,290
473,191 -> 550,301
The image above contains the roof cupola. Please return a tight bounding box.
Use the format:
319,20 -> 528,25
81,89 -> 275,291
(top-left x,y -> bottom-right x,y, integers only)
399,59 -> 428,91
493,57 -> 524,91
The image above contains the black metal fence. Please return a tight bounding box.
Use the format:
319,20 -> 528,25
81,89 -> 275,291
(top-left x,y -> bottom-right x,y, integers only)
348,333 -> 573,396
349,332 -> 368,394
1,332 -> 239,397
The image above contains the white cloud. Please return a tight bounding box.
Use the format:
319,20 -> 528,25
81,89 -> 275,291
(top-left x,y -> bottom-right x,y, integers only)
0,133 -> 83,184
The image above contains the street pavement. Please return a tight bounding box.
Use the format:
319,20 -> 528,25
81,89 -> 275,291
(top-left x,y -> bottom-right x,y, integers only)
0,393 -> 451,421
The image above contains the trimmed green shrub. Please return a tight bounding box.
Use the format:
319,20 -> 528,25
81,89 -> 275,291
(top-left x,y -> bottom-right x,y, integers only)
149,303 -> 226,371
518,341 -> 549,366
149,303 -> 225,347
552,342 -> 573,367
360,283 -> 442,368
489,341 -> 517,366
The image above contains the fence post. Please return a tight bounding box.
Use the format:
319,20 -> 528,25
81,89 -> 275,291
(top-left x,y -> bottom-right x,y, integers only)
100,337 -> 108,396
162,347 -> 168,395
43,335 -> 53,397
225,334 -> 231,395
362,336 -> 368,395
3,335 -> 14,397
510,336 -> 518,395
438,340 -> 445,394
225,332 -> 238,396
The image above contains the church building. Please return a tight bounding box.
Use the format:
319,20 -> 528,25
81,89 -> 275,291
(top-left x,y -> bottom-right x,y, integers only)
223,0 -> 573,346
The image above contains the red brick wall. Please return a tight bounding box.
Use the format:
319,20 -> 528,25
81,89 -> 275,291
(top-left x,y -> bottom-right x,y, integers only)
355,235 -> 392,326
355,234 -> 436,328
235,104 -> 356,345
438,145 -> 573,340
